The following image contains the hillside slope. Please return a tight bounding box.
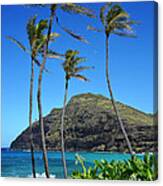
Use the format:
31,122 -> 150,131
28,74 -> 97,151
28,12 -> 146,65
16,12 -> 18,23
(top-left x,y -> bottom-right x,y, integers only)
10,93 -> 157,153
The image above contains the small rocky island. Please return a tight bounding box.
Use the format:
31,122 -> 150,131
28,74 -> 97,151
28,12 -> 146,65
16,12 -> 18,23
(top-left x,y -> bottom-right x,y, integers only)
10,93 -> 157,153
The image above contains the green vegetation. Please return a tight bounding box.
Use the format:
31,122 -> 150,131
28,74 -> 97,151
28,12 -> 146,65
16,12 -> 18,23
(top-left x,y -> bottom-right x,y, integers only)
61,50 -> 92,178
8,3 -> 95,178
36,5 -> 57,178
11,93 -> 157,153
7,1 -> 157,180
7,15 -> 55,178
89,3 -> 138,155
72,153 -> 158,181
69,93 -> 153,125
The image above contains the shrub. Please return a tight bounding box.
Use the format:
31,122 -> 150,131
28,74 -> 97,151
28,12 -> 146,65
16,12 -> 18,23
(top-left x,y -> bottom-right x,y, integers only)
71,153 -> 158,181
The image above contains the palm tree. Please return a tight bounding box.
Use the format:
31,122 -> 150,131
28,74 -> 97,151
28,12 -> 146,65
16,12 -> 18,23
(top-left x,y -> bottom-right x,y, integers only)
61,50 -> 92,178
88,3 -> 137,155
37,5 -> 57,178
35,3 -> 95,178
7,16 -> 50,178
29,3 -> 95,44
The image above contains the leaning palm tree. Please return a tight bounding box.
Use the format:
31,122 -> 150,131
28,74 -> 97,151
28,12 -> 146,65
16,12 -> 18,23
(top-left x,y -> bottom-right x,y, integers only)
7,16 -> 51,178
35,3 -> 95,178
61,50 -> 92,178
88,3 -> 138,155
29,3 -> 95,44
37,5 -> 58,178
27,16 -> 59,178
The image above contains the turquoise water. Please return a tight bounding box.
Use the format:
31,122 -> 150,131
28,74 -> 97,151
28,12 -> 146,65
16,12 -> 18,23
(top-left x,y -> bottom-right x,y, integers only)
1,148 -> 143,178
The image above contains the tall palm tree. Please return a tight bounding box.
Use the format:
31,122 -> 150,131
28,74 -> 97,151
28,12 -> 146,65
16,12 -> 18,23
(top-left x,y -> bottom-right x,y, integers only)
61,50 -> 92,178
35,3 -> 95,178
7,16 -> 50,178
88,3 -> 137,155
37,5 -> 57,178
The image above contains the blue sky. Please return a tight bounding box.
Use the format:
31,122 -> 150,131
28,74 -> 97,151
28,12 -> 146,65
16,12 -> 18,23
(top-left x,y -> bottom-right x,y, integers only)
1,2 -> 157,147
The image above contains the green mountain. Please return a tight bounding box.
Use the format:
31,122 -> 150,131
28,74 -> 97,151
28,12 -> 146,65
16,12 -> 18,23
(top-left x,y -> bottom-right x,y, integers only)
10,93 -> 157,153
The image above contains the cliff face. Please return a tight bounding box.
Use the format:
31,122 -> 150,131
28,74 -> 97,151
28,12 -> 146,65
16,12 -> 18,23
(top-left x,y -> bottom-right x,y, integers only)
10,93 -> 158,153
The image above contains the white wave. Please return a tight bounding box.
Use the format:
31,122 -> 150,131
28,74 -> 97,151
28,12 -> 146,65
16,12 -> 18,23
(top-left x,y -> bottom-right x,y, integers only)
28,172 -> 56,178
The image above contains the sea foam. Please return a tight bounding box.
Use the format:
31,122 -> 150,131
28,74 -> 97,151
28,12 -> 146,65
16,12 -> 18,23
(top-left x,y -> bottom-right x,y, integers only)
28,172 -> 56,178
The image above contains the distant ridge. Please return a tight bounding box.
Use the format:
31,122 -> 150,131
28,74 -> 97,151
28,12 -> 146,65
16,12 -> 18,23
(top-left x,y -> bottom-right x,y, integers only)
10,93 -> 157,153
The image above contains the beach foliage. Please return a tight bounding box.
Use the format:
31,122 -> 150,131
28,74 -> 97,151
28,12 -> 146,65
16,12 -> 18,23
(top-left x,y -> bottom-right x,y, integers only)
72,153 -> 158,181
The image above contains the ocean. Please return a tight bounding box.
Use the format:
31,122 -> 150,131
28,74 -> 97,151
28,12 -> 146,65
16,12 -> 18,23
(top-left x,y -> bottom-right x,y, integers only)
1,148 -> 143,178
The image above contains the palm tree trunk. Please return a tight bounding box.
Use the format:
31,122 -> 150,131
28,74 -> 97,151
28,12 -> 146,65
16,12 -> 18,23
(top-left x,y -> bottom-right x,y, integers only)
61,78 -> 68,178
29,58 -> 36,178
105,34 -> 134,155
37,66 -> 50,178
37,5 -> 56,178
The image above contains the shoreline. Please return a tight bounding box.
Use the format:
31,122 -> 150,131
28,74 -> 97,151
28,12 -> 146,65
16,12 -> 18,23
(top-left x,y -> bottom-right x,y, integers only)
1,148 -> 157,155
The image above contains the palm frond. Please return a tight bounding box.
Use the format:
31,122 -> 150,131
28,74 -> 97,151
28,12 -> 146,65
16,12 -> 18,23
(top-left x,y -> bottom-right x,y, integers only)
112,22 -> 133,32
74,66 -> 94,73
47,50 -> 65,60
106,4 -> 123,23
71,74 -> 89,81
25,4 -> 58,12
112,31 -> 137,38
7,36 -> 49,72
100,3 -> 138,37
34,32 -> 59,51
27,17 -> 54,57
35,19 -> 48,38
66,28 -> 88,43
63,50 -> 91,82
32,38 -> 46,56
26,15 -> 37,46
49,32 -> 60,41
56,16 -> 88,43
47,54 -> 64,60
100,3 -> 112,26
34,58 -> 49,73
65,49 -> 79,58
87,25 -> 102,32
6,36 -> 28,53
33,57 -> 41,66
60,3 -> 95,18
125,20 -> 141,25
48,50 -> 65,56
25,4 -> 49,8
109,11 -> 129,25
73,57 -> 86,66
60,24 -> 88,44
